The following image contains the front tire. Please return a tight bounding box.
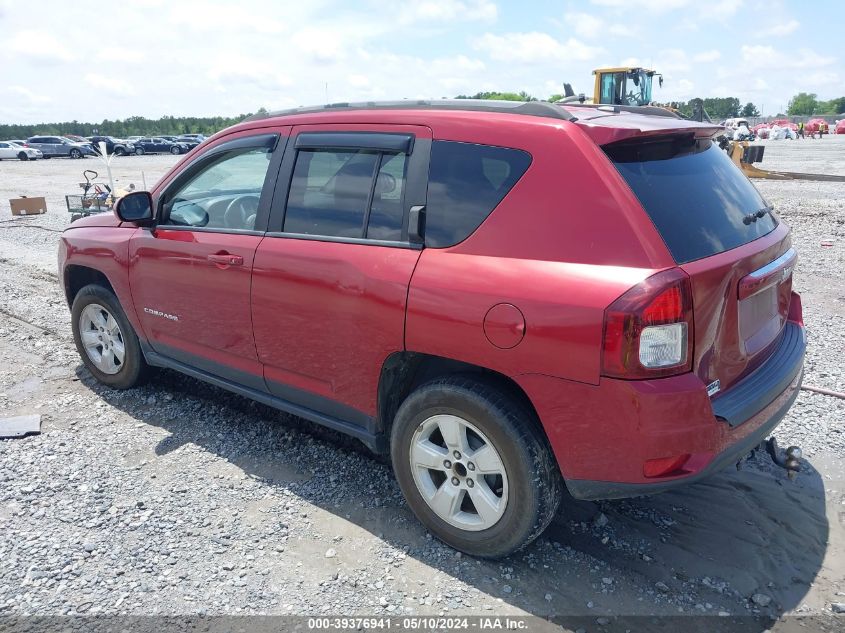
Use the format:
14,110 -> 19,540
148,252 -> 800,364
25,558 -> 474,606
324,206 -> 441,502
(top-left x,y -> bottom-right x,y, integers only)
170,145 -> 181,155
115,147 -> 126,156
391,376 -> 561,558
71,284 -> 149,389
18,152 -> 29,161
69,148 -> 82,159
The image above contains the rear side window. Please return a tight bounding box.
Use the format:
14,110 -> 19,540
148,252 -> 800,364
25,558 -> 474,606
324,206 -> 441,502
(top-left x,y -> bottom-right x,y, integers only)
606,137 -> 777,264
425,141 -> 531,248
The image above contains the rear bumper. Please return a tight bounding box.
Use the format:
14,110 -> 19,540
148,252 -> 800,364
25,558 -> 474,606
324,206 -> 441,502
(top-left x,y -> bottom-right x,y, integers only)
565,368 -> 802,499
518,322 -> 806,500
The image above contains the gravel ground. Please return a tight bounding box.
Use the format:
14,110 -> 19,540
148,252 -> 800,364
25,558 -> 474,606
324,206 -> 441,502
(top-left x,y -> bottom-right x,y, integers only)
0,142 -> 843,630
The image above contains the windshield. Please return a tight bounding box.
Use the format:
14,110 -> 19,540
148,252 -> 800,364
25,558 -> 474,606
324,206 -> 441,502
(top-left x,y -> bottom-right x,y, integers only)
606,136 -> 777,263
626,70 -> 652,106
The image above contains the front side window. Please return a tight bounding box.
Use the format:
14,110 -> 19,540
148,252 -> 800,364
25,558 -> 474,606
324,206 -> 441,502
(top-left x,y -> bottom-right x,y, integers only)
284,148 -> 408,240
163,146 -> 273,230
425,141 -> 531,248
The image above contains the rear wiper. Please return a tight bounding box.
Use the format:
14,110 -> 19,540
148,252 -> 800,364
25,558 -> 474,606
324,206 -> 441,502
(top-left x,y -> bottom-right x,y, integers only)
743,206 -> 772,225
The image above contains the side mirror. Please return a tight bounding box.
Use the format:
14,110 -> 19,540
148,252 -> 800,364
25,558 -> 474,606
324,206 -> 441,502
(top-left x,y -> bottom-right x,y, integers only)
115,191 -> 154,224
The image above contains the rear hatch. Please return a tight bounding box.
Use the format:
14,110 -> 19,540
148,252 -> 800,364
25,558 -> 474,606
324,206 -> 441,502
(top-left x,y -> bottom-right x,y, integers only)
598,127 -> 793,392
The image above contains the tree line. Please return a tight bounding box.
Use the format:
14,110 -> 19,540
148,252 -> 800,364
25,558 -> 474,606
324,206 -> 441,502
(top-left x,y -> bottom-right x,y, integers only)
0,110 -> 269,140
786,93 -> 845,116
3,91 -> 842,140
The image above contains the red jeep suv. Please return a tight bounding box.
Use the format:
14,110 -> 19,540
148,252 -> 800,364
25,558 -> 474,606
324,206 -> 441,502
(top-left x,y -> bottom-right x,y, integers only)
59,101 -> 805,557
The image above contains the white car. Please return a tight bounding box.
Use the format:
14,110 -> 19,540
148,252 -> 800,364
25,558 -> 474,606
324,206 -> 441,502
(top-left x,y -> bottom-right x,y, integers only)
0,141 -> 43,161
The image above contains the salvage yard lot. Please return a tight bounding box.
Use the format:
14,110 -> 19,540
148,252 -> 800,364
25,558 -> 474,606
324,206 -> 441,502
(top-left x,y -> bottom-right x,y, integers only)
0,141 -> 843,628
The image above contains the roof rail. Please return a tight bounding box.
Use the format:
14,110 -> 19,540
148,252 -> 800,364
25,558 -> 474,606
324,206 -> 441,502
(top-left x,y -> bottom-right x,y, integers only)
244,99 -> 578,122
566,104 -> 682,119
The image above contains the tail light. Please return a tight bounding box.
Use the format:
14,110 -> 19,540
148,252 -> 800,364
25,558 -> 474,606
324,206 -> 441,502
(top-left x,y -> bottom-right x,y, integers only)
602,268 -> 694,379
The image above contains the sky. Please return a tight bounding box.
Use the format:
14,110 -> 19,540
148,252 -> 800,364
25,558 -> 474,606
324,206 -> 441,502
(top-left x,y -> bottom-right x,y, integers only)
0,0 -> 842,124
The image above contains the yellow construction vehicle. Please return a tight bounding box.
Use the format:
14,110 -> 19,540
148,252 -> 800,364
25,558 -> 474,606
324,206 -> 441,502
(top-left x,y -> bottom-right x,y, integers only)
592,67 -> 663,107
560,68 -> 844,182
727,140 -> 845,182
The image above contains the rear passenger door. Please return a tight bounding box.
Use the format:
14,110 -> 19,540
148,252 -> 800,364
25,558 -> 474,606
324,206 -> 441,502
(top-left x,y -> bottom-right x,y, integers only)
48,137 -> 66,156
252,124 -> 431,428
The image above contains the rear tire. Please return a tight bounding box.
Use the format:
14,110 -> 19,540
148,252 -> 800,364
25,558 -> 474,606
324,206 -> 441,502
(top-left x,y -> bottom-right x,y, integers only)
71,284 -> 149,389
391,375 -> 561,558
135,147 -> 145,155
115,147 -> 126,156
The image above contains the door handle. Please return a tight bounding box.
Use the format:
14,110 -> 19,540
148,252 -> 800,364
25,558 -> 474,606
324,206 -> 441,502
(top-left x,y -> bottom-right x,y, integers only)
408,205 -> 426,244
207,253 -> 244,266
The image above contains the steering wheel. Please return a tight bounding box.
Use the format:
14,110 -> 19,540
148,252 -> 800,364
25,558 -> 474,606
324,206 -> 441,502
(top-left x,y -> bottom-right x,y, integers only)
224,195 -> 260,229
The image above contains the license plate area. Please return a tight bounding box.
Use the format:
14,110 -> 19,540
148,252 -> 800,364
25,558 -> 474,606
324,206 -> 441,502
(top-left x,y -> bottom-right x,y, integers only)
738,248 -> 796,356
740,286 -> 784,355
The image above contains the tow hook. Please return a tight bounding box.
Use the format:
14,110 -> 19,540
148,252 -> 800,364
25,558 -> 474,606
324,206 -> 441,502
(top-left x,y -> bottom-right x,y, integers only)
764,437 -> 802,480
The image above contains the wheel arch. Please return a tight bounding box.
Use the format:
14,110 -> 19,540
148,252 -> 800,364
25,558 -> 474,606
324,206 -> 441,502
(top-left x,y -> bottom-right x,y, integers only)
376,351 -> 551,451
63,264 -> 116,307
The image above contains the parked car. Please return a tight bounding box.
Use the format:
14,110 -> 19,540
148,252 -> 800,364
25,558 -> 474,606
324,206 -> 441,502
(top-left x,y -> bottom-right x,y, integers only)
59,100 -> 805,558
723,117 -> 749,132
178,133 -> 206,142
0,140 -> 42,160
174,136 -> 202,150
87,136 -> 136,156
64,134 -> 88,143
836,120 -> 845,135
27,136 -> 95,159
133,137 -> 188,155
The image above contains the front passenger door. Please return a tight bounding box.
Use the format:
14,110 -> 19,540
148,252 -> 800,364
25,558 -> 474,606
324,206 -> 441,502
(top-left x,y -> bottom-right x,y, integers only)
129,130 -> 289,389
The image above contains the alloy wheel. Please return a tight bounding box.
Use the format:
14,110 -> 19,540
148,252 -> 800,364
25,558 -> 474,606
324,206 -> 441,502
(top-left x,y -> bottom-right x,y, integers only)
78,303 -> 126,375
410,414 -> 508,531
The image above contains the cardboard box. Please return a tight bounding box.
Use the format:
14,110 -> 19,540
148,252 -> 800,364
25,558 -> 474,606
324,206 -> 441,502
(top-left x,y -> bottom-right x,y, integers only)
9,196 -> 47,216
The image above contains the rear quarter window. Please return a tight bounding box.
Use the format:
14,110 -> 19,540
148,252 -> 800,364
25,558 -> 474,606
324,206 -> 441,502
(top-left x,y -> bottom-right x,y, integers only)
606,136 -> 777,264
425,141 -> 531,248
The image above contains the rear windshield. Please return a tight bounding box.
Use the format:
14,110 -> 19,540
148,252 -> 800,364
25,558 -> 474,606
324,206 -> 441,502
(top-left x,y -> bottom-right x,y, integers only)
606,136 -> 777,264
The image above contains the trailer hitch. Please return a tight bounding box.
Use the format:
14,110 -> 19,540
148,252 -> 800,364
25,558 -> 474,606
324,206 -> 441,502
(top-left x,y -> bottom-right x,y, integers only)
764,437 -> 802,480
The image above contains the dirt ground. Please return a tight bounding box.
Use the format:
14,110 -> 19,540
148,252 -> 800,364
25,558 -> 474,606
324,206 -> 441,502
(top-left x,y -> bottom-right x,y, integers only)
0,141 -> 843,632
